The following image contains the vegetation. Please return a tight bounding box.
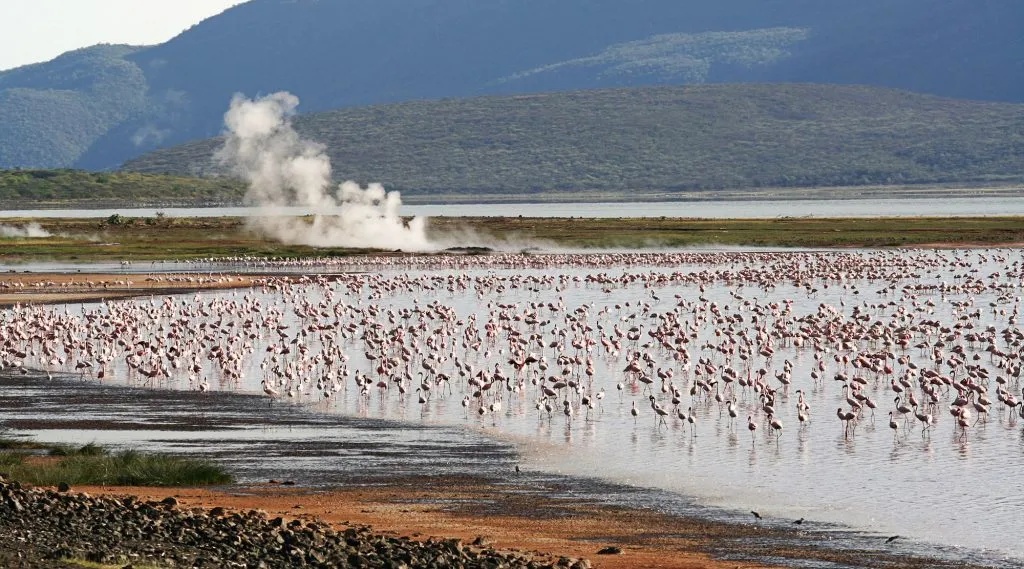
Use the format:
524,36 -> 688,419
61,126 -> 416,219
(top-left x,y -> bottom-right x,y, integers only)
0,216 -> 382,261
2,0 -> 1021,170
0,45 -> 148,169
501,27 -> 810,85
127,84 -> 1024,197
0,169 -> 245,207
432,216 -> 1024,249
0,215 -> 1022,263
0,437 -> 231,487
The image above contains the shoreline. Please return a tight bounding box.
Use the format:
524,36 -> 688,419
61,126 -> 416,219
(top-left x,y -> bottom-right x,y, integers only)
4,181 -> 1024,209
2,216 -> 1024,261
31,477 -> 970,569
69,481 -> 757,569
2,249 -> 1022,568
0,370 -> 1015,569
0,272 -> 270,308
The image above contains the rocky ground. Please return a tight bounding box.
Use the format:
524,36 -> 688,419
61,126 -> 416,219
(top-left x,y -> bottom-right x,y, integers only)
0,478 -> 590,569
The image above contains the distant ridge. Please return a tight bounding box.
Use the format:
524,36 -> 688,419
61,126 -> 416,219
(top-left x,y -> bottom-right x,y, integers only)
123,84 -> 1024,199
0,0 -> 1021,170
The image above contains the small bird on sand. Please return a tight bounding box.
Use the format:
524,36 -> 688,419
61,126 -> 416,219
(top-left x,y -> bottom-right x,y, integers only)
751,510 -> 762,520
793,518 -> 804,525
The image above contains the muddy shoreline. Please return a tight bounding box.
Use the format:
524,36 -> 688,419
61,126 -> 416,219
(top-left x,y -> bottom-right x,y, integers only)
0,371 -> 1011,569
64,477 -> 983,569
0,272 -> 268,308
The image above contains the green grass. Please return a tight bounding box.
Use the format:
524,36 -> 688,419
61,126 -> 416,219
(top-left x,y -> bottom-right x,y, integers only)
435,216 -> 1024,249
0,452 -> 22,469
1,215 -> 1023,263
0,436 -> 59,452
0,438 -> 232,487
0,169 -> 246,208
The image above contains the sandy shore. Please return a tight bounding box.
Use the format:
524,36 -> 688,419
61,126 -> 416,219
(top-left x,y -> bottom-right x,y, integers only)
73,480 -> 775,569
65,476 -> 973,569
0,272 -> 265,307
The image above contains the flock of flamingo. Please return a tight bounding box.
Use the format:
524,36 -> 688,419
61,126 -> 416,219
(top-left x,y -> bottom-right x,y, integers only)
2,249 -> 1024,451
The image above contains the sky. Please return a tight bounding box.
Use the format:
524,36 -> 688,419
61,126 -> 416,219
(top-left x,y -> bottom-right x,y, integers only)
0,0 -> 247,71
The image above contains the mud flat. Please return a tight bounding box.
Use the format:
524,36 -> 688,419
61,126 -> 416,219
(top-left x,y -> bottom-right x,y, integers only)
0,272 -> 267,307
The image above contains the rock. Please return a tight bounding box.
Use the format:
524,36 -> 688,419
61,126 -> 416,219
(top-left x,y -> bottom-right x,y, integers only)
57,483 -> 70,493
596,546 -> 622,555
0,481 -> 560,569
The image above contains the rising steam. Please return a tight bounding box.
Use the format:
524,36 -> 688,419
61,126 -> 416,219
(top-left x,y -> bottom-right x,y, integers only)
0,223 -> 51,238
215,92 -> 432,251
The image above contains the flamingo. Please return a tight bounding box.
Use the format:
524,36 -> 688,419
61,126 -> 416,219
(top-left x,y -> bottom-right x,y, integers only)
768,414 -> 783,443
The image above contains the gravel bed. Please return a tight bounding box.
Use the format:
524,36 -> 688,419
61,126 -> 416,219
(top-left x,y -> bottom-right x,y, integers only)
0,479 -> 590,569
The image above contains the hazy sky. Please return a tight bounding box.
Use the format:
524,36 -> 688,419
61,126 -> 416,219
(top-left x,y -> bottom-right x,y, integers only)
0,0 -> 247,71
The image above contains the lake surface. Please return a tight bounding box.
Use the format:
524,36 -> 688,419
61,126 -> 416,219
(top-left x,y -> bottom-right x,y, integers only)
3,249 -> 1023,567
5,196 -> 1024,218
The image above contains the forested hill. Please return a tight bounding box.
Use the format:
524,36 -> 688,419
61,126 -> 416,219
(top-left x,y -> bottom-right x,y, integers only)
1,0 -> 1021,171
0,170 -> 245,207
124,84 -> 1024,198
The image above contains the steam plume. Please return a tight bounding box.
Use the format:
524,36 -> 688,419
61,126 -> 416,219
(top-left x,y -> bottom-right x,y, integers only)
0,223 -> 51,238
215,92 -> 431,251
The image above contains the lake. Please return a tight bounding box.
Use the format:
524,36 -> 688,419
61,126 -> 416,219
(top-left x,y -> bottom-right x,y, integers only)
5,196 -> 1024,218
2,249 -> 1023,568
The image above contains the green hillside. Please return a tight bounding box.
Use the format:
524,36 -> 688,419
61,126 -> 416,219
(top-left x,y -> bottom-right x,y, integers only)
0,45 -> 149,169
0,170 -> 245,207
124,84 -> 1024,198
1,0 -> 1021,171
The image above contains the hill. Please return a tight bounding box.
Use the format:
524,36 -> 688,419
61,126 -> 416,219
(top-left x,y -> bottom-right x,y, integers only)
0,169 -> 245,208
123,84 -> 1024,198
0,45 -> 148,169
0,0 -> 1021,171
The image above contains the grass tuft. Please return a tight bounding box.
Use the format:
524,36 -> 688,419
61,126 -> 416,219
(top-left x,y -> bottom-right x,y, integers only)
0,438 -> 50,451
5,451 -> 232,486
0,452 -> 23,469
0,437 -> 231,486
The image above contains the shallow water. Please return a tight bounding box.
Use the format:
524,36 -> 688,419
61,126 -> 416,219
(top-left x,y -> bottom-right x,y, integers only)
2,249 -> 1023,567
0,373 -> 1004,569
0,375 -> 516,485
4,196 -> 1024,219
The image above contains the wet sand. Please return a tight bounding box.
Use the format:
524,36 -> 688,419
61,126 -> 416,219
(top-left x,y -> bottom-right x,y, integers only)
64,477 -> 975,569
71,481 -> 777,569
0,272 -> 265,307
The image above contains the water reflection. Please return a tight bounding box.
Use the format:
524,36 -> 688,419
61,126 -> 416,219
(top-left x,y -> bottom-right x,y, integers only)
2,249 -> 1023,563
5,195 -> 1024,219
